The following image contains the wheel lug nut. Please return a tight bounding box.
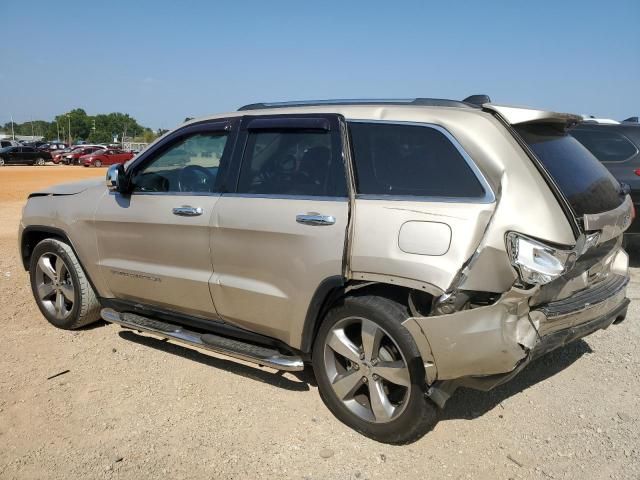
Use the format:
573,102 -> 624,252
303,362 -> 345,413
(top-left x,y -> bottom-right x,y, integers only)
362,376 -> 368,383
353,364 -> 359,370
359,353 -> 365,360
372,374 -> 379,381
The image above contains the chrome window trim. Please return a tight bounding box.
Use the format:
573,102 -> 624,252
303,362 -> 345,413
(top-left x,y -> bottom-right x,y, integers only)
221,193 -> 349,202
354,194 -> 492,204
120,191 -> 222,197
347,119 -> 496,204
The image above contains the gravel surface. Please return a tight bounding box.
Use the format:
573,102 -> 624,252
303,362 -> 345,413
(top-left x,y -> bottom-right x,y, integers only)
0,166 -> 638,479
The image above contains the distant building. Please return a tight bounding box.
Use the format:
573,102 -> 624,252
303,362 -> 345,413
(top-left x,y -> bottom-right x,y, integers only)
0,132 -> 45,142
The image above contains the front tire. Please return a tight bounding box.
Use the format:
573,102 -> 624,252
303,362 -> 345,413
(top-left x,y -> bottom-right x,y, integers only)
35,157 -> 45,166
29,238 -> 101,329
312,295 -> 438,444
94,159 -> 102,167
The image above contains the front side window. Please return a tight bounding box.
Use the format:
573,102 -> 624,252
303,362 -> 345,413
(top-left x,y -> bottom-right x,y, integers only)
132,132 -> 228,193
570,128 -> 638,163
348,122 -> 486,198
237,129 -> 347,196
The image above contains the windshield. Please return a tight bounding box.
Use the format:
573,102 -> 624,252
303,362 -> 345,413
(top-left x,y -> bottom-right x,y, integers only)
515,124 -> 624,217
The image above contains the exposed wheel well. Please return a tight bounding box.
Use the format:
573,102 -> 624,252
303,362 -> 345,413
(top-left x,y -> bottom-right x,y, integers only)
300,279 -> 435,354
20,227 -> 72,270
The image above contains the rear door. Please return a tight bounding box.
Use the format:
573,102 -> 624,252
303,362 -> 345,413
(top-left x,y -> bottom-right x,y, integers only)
21,147 -> 36,163
95,119 -> 236,319
210,114 -> 350,346
347,120 -> 497,293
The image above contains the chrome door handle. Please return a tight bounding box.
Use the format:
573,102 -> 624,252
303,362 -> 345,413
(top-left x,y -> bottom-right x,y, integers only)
172,206 -> 203,216
296,213 -> 336,226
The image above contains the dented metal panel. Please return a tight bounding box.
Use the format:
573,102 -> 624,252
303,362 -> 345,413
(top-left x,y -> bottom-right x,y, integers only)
583,195 -> 634,242
409,287 -> 537,380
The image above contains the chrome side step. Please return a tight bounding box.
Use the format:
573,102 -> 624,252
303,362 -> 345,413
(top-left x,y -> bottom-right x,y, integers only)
100,308 -> 304,371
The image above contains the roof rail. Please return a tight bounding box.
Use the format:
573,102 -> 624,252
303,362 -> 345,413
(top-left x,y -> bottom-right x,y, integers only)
237,98 -> 480,111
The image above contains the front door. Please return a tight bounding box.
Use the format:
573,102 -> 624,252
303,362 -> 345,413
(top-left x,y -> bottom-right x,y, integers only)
210,115 -> 350,347
94,120 -> 235,319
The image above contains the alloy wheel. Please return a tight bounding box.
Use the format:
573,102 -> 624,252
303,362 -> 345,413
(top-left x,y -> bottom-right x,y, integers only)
34,253 -> 75,320
323,316 -> 411,423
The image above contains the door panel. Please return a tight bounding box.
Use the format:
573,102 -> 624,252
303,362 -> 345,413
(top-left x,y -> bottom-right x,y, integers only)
94,121 -> 234,319
210,114 -> 350,348
95,193 -> 221,317
210,196 -> 348,346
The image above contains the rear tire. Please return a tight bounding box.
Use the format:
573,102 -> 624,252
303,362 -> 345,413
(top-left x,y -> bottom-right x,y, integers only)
0,158 -> 4,166
312,294 -> 438,444
29,238 -> 102,329
35,157 -> 45,166
94,159 -> 102,167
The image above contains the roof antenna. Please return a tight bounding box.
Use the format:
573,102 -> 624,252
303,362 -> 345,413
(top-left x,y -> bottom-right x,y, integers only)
463,94 -> 491,106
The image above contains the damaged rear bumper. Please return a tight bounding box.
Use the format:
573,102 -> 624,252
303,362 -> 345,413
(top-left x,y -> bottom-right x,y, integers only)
403,273 -> 630,406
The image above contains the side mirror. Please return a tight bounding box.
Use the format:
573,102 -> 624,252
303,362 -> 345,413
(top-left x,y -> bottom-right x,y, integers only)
106,163 -> 128,193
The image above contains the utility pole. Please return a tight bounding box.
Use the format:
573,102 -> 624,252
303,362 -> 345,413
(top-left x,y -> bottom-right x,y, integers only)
56,120 -> 60,141
67,115 -> 71,145
10,113 -> 15,140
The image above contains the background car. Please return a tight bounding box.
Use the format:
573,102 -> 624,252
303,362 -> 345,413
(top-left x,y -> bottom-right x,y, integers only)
571,119 -> 640,235
52,147 -> 77,164
0,146 -> 50,166
81,148 -> 134,167
0,140 -> 19,148
61,145 -> 106,165
45,142 -> 68,153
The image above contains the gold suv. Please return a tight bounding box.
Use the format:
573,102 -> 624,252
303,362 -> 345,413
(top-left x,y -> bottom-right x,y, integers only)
19,96 -> 632,443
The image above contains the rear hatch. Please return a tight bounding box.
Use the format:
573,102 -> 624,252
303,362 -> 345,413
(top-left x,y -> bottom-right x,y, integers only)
486,104 -> 632,241
485,104 -> 632,304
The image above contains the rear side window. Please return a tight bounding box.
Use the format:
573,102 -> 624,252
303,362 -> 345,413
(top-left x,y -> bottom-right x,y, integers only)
516,124 -> 623,216
570,128 -> 638,163
237,130 -> 347,196
348,122 -> 486,198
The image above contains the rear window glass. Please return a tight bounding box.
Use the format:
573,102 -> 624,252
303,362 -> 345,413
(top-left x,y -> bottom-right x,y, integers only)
516,124 -> 623,216
570,128 -> 638,163
348,122 -> 485,198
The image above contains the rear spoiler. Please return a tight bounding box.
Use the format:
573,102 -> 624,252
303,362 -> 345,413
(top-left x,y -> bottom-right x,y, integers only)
482,104 -> 582,128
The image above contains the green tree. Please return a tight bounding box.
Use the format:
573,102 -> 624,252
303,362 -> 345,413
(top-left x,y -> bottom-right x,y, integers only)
3,109 -> 151,144
88,131 -> 112,144
142,129 -> 157,143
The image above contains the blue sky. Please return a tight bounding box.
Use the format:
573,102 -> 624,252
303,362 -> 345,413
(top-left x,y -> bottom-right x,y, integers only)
1,0 -> 638,130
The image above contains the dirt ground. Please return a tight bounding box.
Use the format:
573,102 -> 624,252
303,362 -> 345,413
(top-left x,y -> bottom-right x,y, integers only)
0,165 -> 638,480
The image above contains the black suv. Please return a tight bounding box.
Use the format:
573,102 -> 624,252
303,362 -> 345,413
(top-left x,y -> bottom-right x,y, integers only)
571,120 -> 640,235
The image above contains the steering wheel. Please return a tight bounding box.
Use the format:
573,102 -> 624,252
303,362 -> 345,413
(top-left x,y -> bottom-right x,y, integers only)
177,165 -> 216,192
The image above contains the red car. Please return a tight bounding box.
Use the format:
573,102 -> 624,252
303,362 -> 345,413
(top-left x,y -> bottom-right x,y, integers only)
61,146 -> 106,165
52,147 -> 79,164
81,148 -> 134,167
